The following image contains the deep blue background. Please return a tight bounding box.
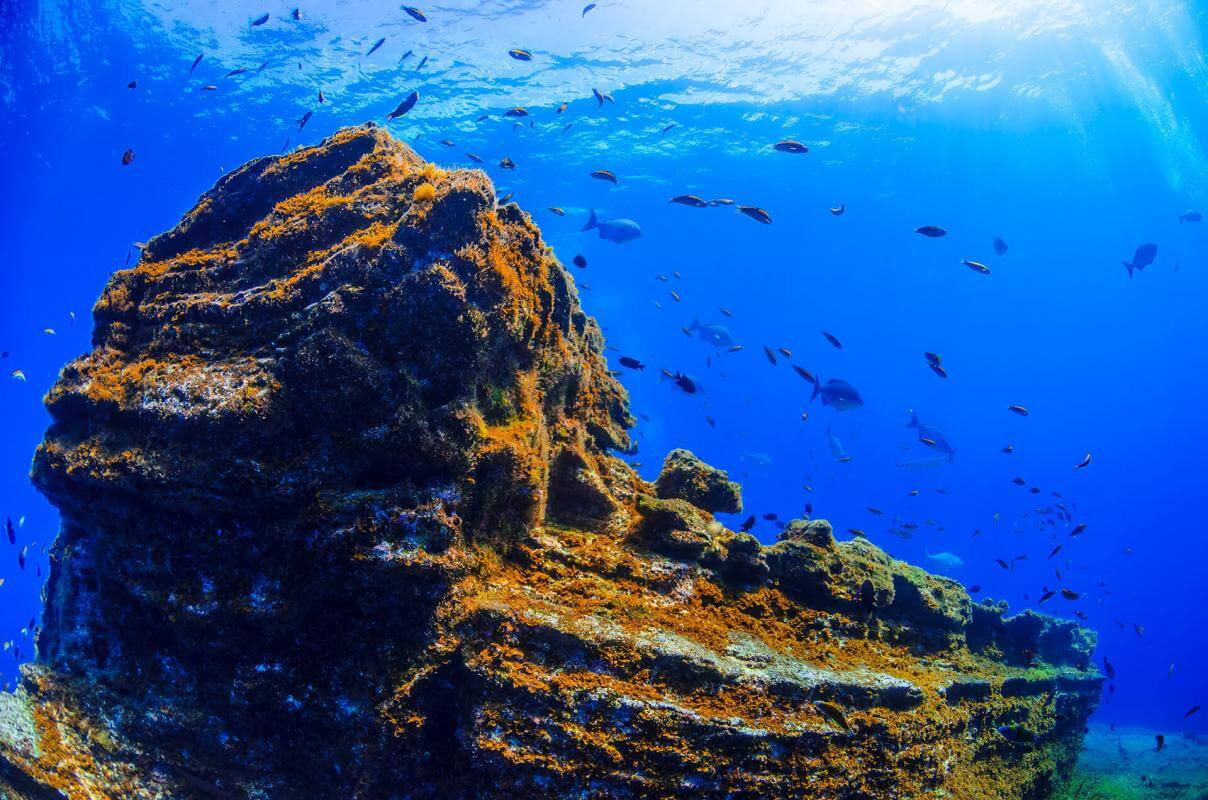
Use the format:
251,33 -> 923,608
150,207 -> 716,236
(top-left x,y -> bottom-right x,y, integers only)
1,0 -> 1206,733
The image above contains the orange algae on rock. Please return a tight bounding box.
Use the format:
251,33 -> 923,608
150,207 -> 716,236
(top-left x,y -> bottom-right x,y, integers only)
0,125 -> 1099,800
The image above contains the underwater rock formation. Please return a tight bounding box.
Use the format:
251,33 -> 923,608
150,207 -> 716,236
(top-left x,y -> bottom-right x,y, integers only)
0,125 -> 1102,800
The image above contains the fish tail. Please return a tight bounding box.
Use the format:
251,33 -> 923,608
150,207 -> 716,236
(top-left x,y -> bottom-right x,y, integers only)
581,209 -> 599,232
1123,260 -> 1133,278
906,409 -> 919,428
810,376 -> 821,402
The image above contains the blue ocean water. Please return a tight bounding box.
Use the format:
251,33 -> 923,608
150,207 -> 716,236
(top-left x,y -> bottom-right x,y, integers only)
0,0 -> 1205,738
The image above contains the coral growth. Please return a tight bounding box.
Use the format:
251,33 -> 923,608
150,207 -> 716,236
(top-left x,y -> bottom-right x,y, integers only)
0,126 -> 1100,800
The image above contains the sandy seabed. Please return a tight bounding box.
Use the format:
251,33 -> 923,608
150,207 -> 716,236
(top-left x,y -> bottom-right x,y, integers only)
1062,723 -> 1208,799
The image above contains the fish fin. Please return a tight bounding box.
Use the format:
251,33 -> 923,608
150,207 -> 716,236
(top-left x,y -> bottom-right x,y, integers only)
810,376 -> 821,402
906,409 -> 919,428
1123,260 -> 1133,278
581,209 -> 599,232
688,316 -> 699,332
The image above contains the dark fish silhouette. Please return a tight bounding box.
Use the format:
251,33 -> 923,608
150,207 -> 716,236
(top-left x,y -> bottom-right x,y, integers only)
670,195 -> 707,208
821,331 -> 842,349
590,169 -> 618,183
915,225 -> 946,237
773,140 -> 808,153
687,319 -> 732,347
367,37 -> 386,56
739,206 -> 771,224
121,148 -> 134,165
5,517 -> 13,546
572,254 -> 587,269
386,90 -> 419,120
1123,242 -> 1158,278
661,123 -> 677,137
291,8 -> 301,20
618,357 -> 644,370
509,48 -> 533,61
1178,210 -> 1201,224
830,203 -> 845,216
582,210 -> 641,243
251,12 -> 270,26
907,411 -> 954,459
297,110 -> 312,130
814,700 -> 851,732
402,6 -> 427,22
190,53 -> 203,73
811,377 -> 863,411
792,365 -> 815,383
127,79 -> 137,89
993,237 -> 1009,255
582,3 -> 597,15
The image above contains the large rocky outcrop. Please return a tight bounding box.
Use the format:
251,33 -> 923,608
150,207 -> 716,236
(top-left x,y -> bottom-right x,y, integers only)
0,125 -> 1101,800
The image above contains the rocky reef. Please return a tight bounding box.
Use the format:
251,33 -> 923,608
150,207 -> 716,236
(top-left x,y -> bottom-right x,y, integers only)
0,125 -> 1102,799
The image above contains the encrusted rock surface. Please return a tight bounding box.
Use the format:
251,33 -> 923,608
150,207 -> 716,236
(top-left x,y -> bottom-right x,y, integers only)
0,125 -> 1101,800
654,448 -> 742,514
